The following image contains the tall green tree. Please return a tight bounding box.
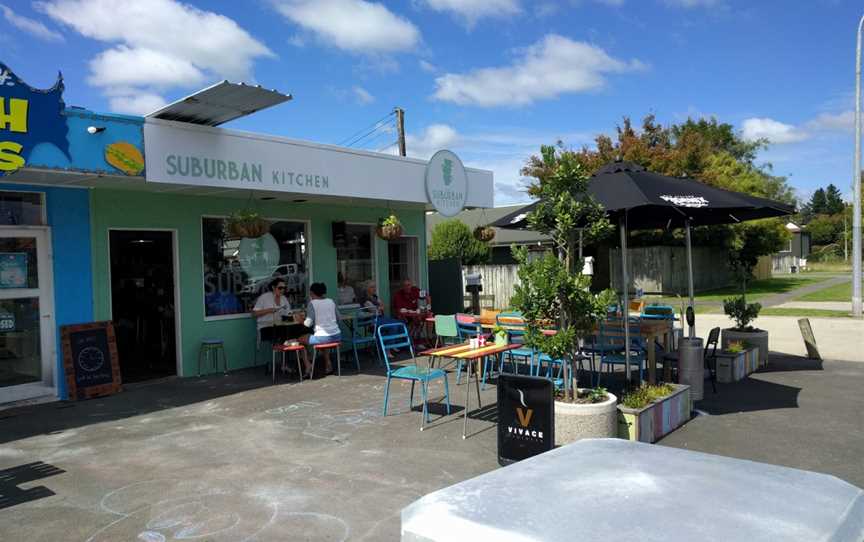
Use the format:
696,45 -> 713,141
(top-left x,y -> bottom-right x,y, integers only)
809,188 -> 827,215
427,219 -> 490,265
824,184 -> 845,215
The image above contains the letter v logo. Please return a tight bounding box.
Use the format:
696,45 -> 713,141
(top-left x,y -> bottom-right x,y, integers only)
516,407 -> 533,428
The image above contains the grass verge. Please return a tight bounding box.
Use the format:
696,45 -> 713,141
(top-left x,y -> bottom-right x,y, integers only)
759,308 -> 851,318
797,280 -> 858,302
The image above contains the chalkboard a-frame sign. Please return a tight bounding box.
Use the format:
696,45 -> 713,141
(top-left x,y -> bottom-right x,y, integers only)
61,321 -> 122,400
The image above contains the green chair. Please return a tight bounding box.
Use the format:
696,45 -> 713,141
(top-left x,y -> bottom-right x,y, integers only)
433,314 -> 460,347
199,338 -> 228,376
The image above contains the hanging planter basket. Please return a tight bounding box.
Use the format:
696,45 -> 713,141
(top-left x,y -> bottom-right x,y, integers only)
227,210 -> 269,239
376,215 -> 403,240
474,225 -> 496,242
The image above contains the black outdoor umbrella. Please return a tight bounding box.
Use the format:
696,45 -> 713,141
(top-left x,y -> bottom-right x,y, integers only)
491,161 -> 795,383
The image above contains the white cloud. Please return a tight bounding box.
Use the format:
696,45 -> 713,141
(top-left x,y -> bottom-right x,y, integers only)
405,124 -> 460,159
422,0 -> 521,26
432,34 -> 645,107
0,4 -> 63,42
272,0 -> 420,53
352,86 -> 375,105
419,59 -> 437,73
741,118 -> 808,144
806,111 -> 855,133
37,0 -> 272,114
107,92 -> 167,115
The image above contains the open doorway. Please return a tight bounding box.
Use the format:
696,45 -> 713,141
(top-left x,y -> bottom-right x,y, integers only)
387,236 -> 419,305
109,230 -> 178,383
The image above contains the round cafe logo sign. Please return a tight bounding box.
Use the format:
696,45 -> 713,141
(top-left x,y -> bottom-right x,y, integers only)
425,150 -> 468,217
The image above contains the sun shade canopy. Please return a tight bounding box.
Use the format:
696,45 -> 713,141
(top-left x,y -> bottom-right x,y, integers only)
146,81 -> 292,127
492,161 -> 795,231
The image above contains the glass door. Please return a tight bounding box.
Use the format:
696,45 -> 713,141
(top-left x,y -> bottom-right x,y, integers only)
0,228 -> 56,403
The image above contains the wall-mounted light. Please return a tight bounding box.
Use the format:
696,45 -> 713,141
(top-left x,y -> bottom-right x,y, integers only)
87,126 -> 106,134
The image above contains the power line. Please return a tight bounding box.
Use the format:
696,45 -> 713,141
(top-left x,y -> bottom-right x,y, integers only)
345,121 -> 395,149
337,111 -> 396,147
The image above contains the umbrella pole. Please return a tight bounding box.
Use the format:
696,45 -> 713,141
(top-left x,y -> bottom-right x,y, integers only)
620,216 -> 632,385
685,218 -> 696,338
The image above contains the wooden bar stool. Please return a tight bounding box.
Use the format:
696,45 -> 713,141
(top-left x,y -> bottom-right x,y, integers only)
310,342 -> 341,378
272,343 -> 305,384
199,338 -> 228,376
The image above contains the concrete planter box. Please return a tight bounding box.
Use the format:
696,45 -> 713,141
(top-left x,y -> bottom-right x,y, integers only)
721,328 -> 769,366
554,390 -> 618,446
715,346 -> 760,383
617,384 -> 691,443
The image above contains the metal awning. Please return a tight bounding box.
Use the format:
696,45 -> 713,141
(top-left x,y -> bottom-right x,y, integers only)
145,81 -> 292,126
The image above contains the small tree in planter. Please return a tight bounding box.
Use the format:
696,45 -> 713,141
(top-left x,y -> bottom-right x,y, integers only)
376,214 -> 403,240
721,219 -> 787,364
510,145 -> 617,444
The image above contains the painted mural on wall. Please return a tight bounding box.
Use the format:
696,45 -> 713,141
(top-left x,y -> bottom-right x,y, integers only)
0,62 -> 70,175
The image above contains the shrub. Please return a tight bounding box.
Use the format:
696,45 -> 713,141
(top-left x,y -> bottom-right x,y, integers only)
723,295 -> 762,331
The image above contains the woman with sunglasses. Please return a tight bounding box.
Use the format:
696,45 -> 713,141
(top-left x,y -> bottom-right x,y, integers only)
253,278 -> 307,347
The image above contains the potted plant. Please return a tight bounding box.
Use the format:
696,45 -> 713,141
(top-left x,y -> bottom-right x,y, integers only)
473,225 -> 496,242
617,383 -> 691,443
227,209 -> 269,239
720,220 -> 788,366
491,325 -> 508,346
376,214 -> 403,240
510,145 -> 618,446
721,294 -> 768,367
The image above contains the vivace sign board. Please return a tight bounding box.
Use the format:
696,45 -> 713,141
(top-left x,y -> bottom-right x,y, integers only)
497,374 -> 554,466
143,120 -> 493,208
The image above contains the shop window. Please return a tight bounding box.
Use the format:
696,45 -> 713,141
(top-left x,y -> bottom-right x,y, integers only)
202,217 -> 309,318
335,224 -> 375,305
0,192 -> 45,226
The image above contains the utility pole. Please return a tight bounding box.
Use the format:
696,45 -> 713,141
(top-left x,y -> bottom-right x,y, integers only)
854,14 -> 863,318
394,107 -> 406,157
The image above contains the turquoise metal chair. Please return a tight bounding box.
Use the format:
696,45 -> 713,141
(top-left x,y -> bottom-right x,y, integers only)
377,322 -> 451,431
433,314 -> 460,347
455,313 -> 482,384
493,312 -> 534,383
597,317 -> 647,386
346,311 -> 378,370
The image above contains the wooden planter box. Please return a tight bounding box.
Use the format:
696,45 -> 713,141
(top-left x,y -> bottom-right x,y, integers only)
715,346 -> 760,383
617,384 -> 691,443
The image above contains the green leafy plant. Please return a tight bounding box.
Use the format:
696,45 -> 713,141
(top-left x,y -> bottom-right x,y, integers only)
621,383 -> 676,409
586,386 -> 608,403
723,295 -> 762,331
427,219 -> 490,265
227,209 -> 268,238
473,225 -> 496,242
725,340 -> 745,354
376,214 -> 403,240
510,145 -> 615,402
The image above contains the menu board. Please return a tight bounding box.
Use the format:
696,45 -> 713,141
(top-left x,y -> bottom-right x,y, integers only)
498,374 -> 554,466
798,318 -> 822,361
61,322 -> 122,400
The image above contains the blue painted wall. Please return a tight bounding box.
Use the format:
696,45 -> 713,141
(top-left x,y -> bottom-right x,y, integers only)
27,108 -> 144,175
0,183 -> 93,400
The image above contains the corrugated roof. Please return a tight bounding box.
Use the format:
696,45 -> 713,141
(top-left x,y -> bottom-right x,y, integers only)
146,81 -> 291,126
426,205 -> 551,246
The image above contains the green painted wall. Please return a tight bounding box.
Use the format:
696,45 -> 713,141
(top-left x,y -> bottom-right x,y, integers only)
90,189 -> 427,376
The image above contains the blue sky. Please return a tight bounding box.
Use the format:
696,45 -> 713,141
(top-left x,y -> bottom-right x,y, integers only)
0,0 -> 860,205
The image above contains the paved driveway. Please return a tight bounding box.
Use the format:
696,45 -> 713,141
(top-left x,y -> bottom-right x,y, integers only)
0,350 -> 861,541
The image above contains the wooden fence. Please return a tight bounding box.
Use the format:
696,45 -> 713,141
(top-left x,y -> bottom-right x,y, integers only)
462,264 -> 520,310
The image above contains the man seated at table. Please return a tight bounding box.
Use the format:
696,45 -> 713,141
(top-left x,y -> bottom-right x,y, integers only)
392,279 -> 431,344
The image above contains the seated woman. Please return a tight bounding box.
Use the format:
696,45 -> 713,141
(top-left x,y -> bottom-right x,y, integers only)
253,279 -> 311,368
362,282 -> 401,324
299,282 -> 342,377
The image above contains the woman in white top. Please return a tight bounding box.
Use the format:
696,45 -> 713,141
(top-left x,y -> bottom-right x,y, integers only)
299,282 -> 342,376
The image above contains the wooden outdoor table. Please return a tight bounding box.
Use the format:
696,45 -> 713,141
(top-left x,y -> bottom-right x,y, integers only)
420,342 -> 520,439
629,319 -> 674,384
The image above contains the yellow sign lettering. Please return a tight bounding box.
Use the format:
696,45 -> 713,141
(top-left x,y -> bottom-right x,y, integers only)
0,141 -> 25,172
0,98 -> 28,133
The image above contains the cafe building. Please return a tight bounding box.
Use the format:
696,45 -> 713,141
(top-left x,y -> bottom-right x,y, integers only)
0,63 -> 493,404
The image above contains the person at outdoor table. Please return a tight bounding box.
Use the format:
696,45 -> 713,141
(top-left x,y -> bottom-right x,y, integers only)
392,279 -> 430,315
252,278 -> 295,344
336,272 -> 356,305
299,282 -> 342,377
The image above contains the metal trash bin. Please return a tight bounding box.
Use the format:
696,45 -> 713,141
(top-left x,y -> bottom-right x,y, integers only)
678,337 -> 704,402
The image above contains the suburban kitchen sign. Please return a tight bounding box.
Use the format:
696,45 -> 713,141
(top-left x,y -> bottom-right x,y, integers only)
144,119 -> 494,208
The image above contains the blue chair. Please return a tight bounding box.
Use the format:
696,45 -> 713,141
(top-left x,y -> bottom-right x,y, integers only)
494,312 -> 534,383
455,314 -> 483,384
346,311 -> 378,370
377,323 -> 451,431
597,318 -> 647,386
